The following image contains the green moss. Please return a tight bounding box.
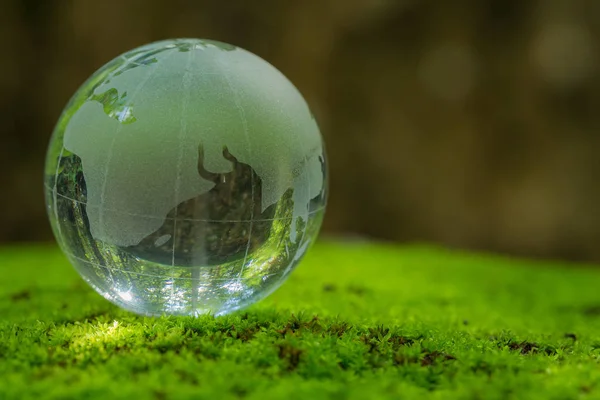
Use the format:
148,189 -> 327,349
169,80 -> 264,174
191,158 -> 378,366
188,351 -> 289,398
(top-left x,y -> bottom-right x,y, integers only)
1,241 -> 600,399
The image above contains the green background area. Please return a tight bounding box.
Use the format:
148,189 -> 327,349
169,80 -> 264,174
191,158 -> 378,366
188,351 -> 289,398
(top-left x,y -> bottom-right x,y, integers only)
2,242 -> 600,399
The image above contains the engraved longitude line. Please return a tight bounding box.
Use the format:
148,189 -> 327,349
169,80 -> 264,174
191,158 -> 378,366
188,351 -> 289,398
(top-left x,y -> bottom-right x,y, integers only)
96,49 -> 178,239
284,153 -> 310,277
296,124 -> 322,252
298,154 -> 311,246
170,48 -> 194,302
90,49 -> 180,296
217,56 -> 255,283
52,147 -> 65,238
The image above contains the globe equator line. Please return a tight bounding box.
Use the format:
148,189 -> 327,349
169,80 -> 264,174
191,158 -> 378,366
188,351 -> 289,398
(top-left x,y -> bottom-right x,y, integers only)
46,184 -> 325,222
65,251 -> 282,281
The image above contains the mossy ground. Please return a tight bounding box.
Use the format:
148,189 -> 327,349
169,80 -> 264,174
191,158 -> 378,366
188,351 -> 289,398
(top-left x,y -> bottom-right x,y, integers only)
2,241 -> 600,399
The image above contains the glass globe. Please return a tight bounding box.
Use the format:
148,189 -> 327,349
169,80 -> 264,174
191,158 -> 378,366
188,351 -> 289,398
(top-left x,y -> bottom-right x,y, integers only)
44,39 -> 327,316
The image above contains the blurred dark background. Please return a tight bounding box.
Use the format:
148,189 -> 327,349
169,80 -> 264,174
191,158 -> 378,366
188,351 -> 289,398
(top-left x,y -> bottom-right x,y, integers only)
2,0 -> 600,262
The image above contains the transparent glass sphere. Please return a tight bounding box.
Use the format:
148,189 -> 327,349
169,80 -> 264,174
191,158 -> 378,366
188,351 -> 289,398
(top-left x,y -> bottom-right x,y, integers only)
44,39 -> 327,316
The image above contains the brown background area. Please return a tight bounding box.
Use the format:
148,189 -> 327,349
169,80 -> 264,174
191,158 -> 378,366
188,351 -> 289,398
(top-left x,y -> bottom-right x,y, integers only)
2,0 -> 600,262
